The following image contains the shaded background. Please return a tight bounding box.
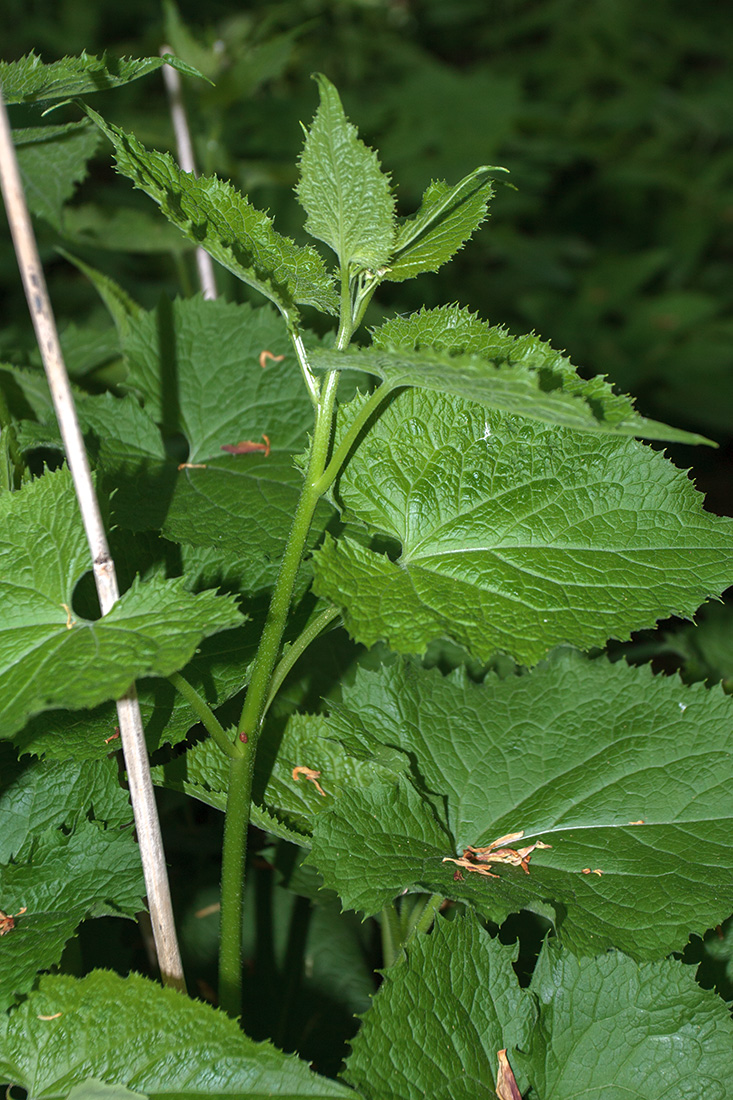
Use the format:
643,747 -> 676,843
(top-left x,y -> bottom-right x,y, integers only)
2,0 -> 733,1066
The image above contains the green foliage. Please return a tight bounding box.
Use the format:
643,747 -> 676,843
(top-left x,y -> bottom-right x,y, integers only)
297,73 -> 395,273
0,51 -> 203,104
0,970 -> 355,1097
0,466 -> 243,737
345,914 -> 536,1099
13,122 -> 101,230
307,654 -> 733,956
2,24 -> 733,1100
314,390 -> 733,664
521,941 -> 733,1097
84,107 -> 339,323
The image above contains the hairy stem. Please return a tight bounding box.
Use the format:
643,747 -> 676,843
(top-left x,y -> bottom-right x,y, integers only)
313,382 -> 392,495
402,893 -> 443,946
167,671 -> 236,758
218,752 -> 251,1016
217,367 -> 341,1017
263,604 -> 341,721
380,903 -> 401,969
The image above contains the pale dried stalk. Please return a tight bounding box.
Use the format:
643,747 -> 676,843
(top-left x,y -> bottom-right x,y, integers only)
0,89 -> 185,991
160,46 -> 217,300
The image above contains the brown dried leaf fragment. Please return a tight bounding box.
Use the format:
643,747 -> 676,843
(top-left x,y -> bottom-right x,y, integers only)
221,434 -> 271,457
0,906 -> 27,935
292,765 -> 326,797
442,855 -> 500,879
443,829 -> 551,879
259,350 -> 286,369
496,1049 -> 522,1100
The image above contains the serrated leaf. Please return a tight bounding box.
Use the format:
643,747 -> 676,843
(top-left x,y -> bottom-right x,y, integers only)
311,305 -> 711,443
122,297 -> 311,463
386,168 -> 500,282
0,466 -> 243,738
13,122 -> 100,229
308,774 -> 453,915
309,654 -> 733,957
0,50 -> 203,104
345,913 -> 535,1100
0,970 -> 357,1098
313,389 -> 733,666
84,108 -> 338,321
13,586 -> 258,763
154,736 -> 313,845
520,941 -> 733,1098
151,711 -> 406,846
0,756 -> 131,862
297,73 -> 395,271
0,822 -> 144,1012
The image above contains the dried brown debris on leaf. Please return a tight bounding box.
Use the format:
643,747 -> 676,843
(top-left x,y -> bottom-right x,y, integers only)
443,830 -> 551,879
495,1049 -> 522,1100
0,906 -> 27,935
292,765 -> 327,797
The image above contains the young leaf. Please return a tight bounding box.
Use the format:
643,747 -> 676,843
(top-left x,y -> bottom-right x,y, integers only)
297,73 -> 395,272
313,389 -> 733,665
309,653 -> 733,957
310,305 -> 711,443
0,466 -> 243,738
0,821 -> 145,1012
385,167 -> 500,283
0,50 -> 203,104
0,970 -> 357,1098
83,108 -> 339,322
345,913 -> 535,1100
519,941 -> 733,1097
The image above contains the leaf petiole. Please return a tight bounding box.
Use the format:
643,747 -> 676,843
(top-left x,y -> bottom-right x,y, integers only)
167,671 -> 237,759
262,604 -> 341,721
313,381 -> 393,495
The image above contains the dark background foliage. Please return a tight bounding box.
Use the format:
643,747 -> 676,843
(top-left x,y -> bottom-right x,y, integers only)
2,0 -> 733,1073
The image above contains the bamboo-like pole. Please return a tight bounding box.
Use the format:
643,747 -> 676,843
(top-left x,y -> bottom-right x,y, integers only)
0,87 -> 186,992
160,46 -> 217,300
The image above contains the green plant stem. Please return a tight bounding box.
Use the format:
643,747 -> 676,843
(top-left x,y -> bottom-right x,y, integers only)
402,893 -> 443,946
218,753 -> 251,1017
313,382 -> 392,494
380,903 -> 401,969
290,327 -> 320,406
217,367 -> 341,1018
263,604 -> 341,720
167,671 -> 236,758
